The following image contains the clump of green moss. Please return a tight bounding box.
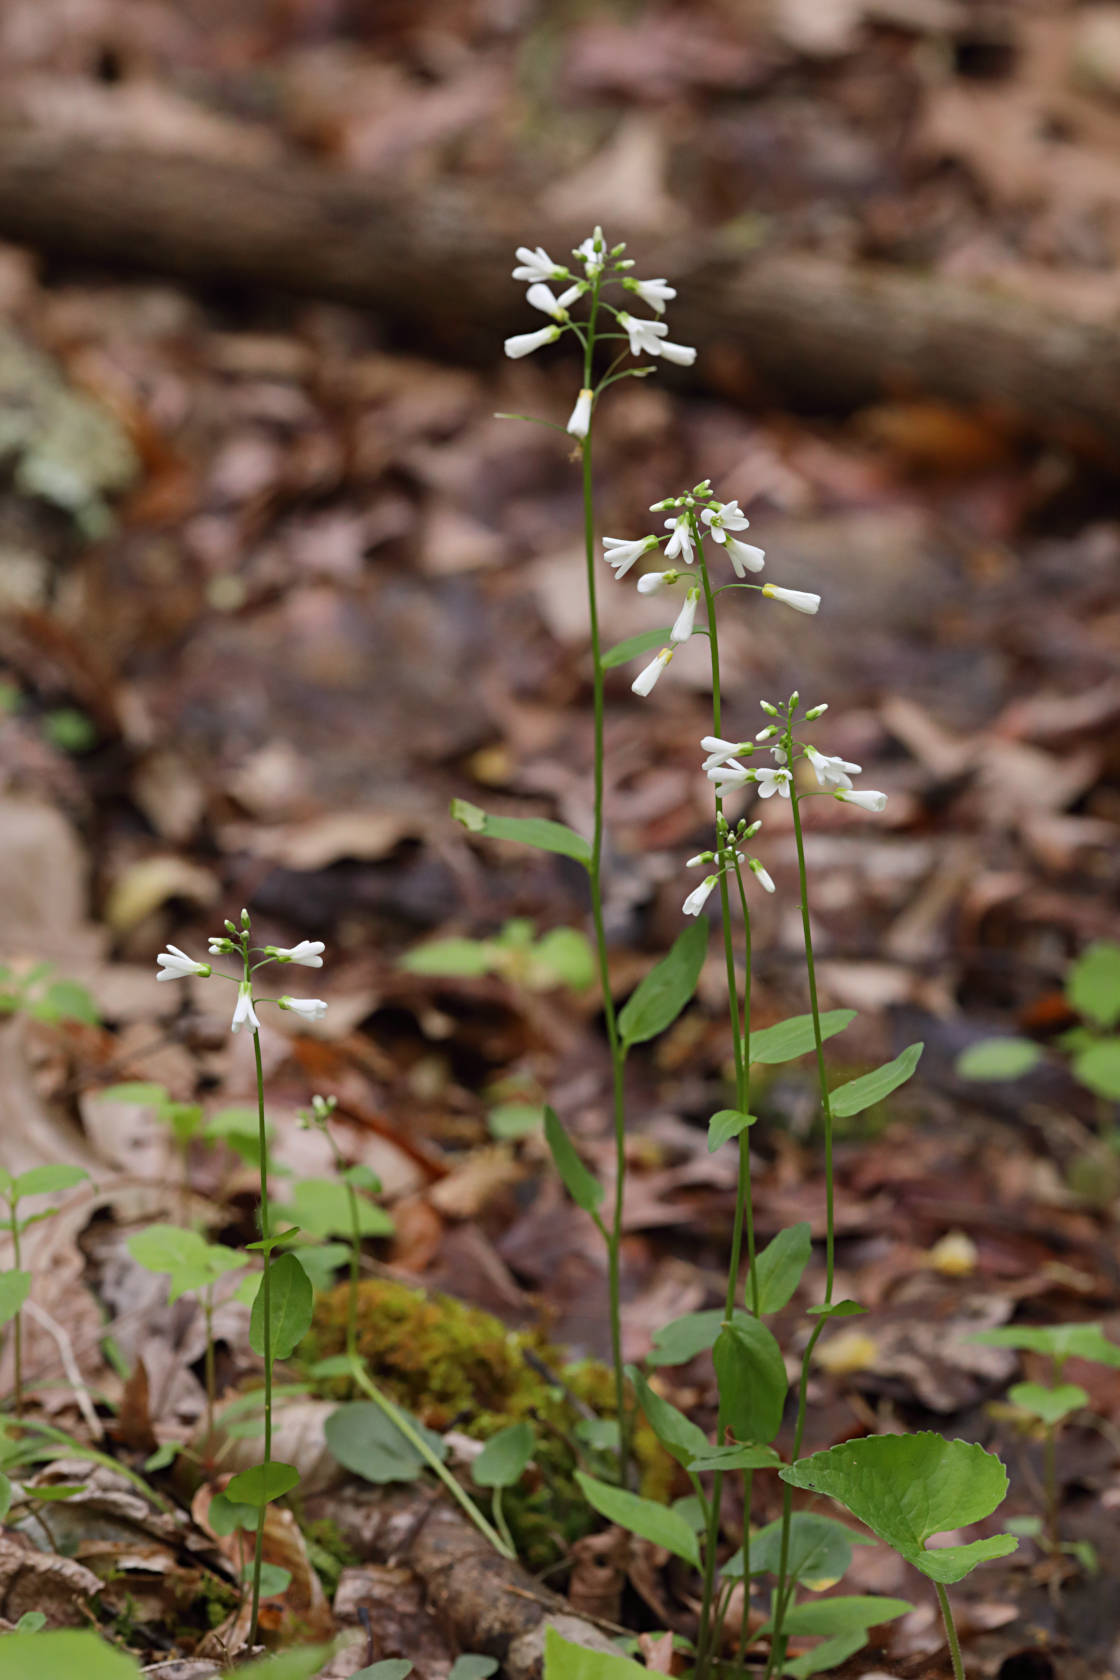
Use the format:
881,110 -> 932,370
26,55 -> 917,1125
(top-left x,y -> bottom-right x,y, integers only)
305,1278 -> 675,1569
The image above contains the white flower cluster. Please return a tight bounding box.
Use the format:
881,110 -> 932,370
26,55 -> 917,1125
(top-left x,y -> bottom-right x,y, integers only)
703,698 -> 888,812
680,814 -> 775,918
600,482 -> 820,697
156,911 -> 328,1035
504,227 -> 696,439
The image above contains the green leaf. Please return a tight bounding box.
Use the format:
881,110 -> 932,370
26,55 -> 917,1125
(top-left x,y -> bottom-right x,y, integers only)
629,1367 -> 711,1471
37,979 -> 99,1025
207,1491 -> 258,1535
472,1421 -> 535,1489
308,1355 -> 356,1380
11,1164 -> 89,1201
1010,1382 -> 1087,1426
544,1107 -> 604,1216
0,1270 -> 31,1328
324,1400 -> 446,1485
128,1226 -> 242,1303
224,1461 -> 300,1508
707,1109 -> 755,1152
618,920 -> 708,1050
343,1164 -> 383,1193
241,1562 -> 292,1597
764,1595 -> 912,1637
544,1627 -> 649,1680
281,1178 -> 393,1240
782,1631 -> 868,1678
0,1631 -> 141,1679
97,1082 -> 168,1106
955,1038 -> 1043,1081
13,1612 -> 46,1633
0,1471 -> 11,1521
648,1308 -> 752,1367
1066,941 -> 1120,1030
779,1433 -> 1018,1583
1073,1038 -> 1120,1101
221,1645 -> 337,1680
574,1472 -> 701,1568
713,1317 -> 788,1445
290,1242 -> 350,1293
353,1665 -> 414,1680
968,1322 -> 1120,1367
724,1512 -> 869,1586
487,1102 -> 545,1140
448,1658 -> 498,1680
747,1010 -> 856,1065
687,1444 -> 781,1474
528,927 -> 596,991
400,939 -> 496,978
829,1042 -> 924,1118
806,1299 -> 866,1320
601,628 -> 672,669
744,1223 -> 812,1315
250,1254 -> 314,1360
450,799 -> 591,865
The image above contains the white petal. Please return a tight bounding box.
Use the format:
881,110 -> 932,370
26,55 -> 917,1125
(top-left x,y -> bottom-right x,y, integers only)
503,325 -> 560,360
670,589 -> 699,644
762,583 -> 820,615
632,648 -> 672,697
566,388 -> 594,438
682,876 -> 717,916
724,537 -> 766,576
655,340 -> 697,366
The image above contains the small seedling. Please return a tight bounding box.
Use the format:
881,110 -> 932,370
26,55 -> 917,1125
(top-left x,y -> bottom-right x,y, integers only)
402,917 -> 595,991
0,964 -> 99,1026
0,1164 -> 90,1416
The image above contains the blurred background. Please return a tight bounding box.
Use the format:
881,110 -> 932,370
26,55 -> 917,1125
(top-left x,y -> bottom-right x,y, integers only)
1,0 -> 1120,1630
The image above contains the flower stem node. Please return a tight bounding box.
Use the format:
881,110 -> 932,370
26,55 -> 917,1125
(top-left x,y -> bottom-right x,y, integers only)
632,647 -> 674,697
156,945 -> 211,982
266,940 -> 326,967
567,388 -> 594,439
279,996 -> 329,1020
231,981 -> 261,1035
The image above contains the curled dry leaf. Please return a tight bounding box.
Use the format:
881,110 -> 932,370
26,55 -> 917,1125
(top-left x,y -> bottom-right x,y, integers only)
192,1483 -> 333,1648
0,1534 -> 102,1627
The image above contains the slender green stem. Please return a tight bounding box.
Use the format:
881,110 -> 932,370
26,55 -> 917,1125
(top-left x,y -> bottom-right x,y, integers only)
1044,1425 -> 1059,1555
579,277 -> 631,1487
762,1321 -> 826,1680
936,1581 -> 967,1680
347,1355 -> 514,1557
10,1207 -> 22,1419
248,1011 -> 272,1648
788,780 -> 835,1303
203,1288 -> 216,1469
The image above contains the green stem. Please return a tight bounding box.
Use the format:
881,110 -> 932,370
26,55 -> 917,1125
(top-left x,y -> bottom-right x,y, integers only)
248,1018 -> 272,1649
347,1356 -> 515,1558
936,1581 -> 967,1680
1044,1424 -> 1059,1554
762,1322 -> 826,1680
203,1288 -> 216,1470
580,281 -> 631,1488
10,1207 -> 22,1419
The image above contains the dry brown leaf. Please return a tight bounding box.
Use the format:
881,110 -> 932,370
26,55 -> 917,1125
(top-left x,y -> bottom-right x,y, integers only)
0,1534 -> 102,1626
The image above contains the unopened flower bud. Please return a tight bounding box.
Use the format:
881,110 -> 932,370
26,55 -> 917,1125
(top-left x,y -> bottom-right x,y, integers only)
804,703 -> 828,720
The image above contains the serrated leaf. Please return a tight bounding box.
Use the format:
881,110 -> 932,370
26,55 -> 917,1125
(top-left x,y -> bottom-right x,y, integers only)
544,1627 -> 649,1680
601,628 -> 673,669
955,1038 -> 1043,1081
829,1042 -> 923,1118
629,1367 -> 711,1471
324,1400 -> 446,1485
1072,1038 -> 1120,1101
744,1222 -> 812,1315
1009,1382 -> 1087,1425
747,1010 -> 856,1065
11,1164 -> 89,1200
472,1420 -> 534,1489
968,1321 -> 1120,1367
544,1107 -> 603,1216
450,799 -> 591,865
399,938 -> 496,978
225,1460 -> 300,1508
779,1433 -> 1018,1583
250,1254 -> 314,1360
0,1270 -> 31,1328
707,1109 -> 755,1152
618,920 -> 708,1050
574,1471 -> 700,1567
1066,941 -> 1120,1030
713,1318 -> 788,1445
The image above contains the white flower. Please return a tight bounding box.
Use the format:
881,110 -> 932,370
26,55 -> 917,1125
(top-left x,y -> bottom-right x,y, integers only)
770,746 -> 788,765
663,516 -> 694,564
670,587 -> 700,644
567,388 -> 594,438
686,852 -> 713,867
231,981 -> 261,1035
513,245 -> 566,283
835,788 -> 888,812
683,874 -> 718,917
708,764 -> 753,789
762,583 -> 820,615
700,735 -> 748,771
701,501 -> 750,543
603,535 -> 657,580
576,228 -> 606,276
750,860 -> 776,893
755,767 -> 792,799
279,996 -> 328,1020
657,340 -> 697,366
525,282 -> 570,320
632,647 -> 673,697
618,311 -> 668,357
504,324 -> 561,360
156,944 -> 211,982
806,746 -> 861,791
636,569 -> 680,594
208,936 -> 233,956
723,536 -> 766,576
624,276 -> 676,314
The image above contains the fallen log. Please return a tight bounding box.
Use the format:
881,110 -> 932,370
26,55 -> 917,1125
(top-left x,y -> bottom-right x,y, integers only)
1,126 -> 1118,454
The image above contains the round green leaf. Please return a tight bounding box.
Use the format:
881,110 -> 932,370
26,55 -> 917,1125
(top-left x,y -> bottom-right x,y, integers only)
400,939 -> 495,978
1073,1038 -> 1120,1101
738,1512 -> 869,1589
1009,1382 -> 1087,1426
969,1321 -> 1120,1367
779,1433 -> 1018,1583
1066,941 -> 1120,1030
472,1420 -> 535,1489
353,1665 -> 414,1680
324,1400 -> 447,1485
225,1460 -> 300,1508
648,1307 -> 753,1367
448,1659 -> 498,1680
707,1110 -> 755,1153
281,1179 -> 393,1240
955,1038 -> 1043,1081
241,1562 -> 292,1598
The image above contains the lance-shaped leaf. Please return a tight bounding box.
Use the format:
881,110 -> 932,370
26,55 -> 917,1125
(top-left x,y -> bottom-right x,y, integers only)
829,1043 -> 923,1118
618,920 -> 708,1050
544,1107 -> 604,1217
744,1222 -> 812,1315
779,1433 -> 1018,1584
759,1594 -> 912,1637
544,1627 -> 648,1680
713,1317 -> 788,1446
11,1164 -> 90,1201
955,1038 -> 1042,1081
602,628 -> 673,670
575,1471 -> 700,1568
747,1010 -> 856,1065
629,1367 -> 710,1471
250,1253 -> 314,1360
0,1270 -> 32,1328
451,799 -> 591,866
968,1321 -> 1120,1368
